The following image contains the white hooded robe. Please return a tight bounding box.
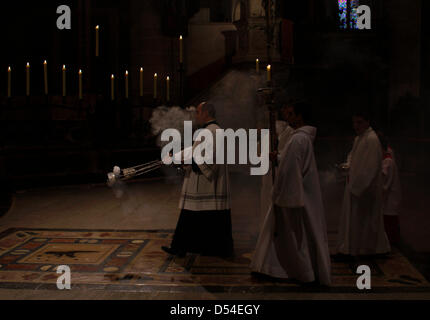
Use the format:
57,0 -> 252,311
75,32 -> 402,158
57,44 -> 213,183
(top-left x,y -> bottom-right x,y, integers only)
336,127 -> 391,255
260,122 -> 295,222
251,126 -> 332,286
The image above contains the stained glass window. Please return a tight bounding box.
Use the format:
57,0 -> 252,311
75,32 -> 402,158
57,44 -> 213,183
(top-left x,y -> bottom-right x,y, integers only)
338,0 -> 359,29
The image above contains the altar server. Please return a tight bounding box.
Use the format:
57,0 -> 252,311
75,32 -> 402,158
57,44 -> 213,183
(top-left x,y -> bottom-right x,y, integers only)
251,102 -> 331,286
260,104 -> 295,222
336,111 -> 391,256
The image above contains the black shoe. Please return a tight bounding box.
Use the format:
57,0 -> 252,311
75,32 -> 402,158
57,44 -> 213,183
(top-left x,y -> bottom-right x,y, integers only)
161,246 -> 186,257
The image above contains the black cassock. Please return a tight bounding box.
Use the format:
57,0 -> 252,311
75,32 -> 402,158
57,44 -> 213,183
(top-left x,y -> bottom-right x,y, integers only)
167,120 -> 234,257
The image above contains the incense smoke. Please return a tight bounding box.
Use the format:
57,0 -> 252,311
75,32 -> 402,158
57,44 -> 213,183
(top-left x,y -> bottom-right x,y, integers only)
149,105 -> 196,147
202,70 -> 264,130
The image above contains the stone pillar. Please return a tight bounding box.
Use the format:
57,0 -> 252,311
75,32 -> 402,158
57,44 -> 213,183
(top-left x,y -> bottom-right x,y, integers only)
385,0 -> 421,109
232,0 -> 281,63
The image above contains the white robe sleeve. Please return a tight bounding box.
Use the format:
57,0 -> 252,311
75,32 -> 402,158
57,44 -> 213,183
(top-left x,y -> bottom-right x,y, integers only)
349,135 -> 382,197
273,136 -> 305,208
346,151 -> 352,168
382,158 -> 394,192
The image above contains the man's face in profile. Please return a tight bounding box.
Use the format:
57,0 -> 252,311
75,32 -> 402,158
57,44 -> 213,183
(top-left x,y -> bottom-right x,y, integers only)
281,106 -> 294,124
352,116 -> 370,136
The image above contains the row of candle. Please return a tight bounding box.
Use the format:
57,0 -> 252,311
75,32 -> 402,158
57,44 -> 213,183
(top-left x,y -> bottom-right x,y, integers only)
110,72 -> 170,101
6,63 -> 171,101
255,58 -> 272,82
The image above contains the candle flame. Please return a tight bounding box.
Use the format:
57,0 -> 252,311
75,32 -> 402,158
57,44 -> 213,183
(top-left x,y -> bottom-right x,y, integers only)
167,76 -> 170,80
62,65 -> 66,70
256,58 -> 259,62
154,73 -> 157,77
26,62 -> 30,67
111,74 -> 114,79
8,66 -> 11,71
79,69 -> 82,74
180,35 -> 183,40
140,67 -> 143,72
267,65 -> 271,70
125,70 -> 128,75
44,60 -> 47,64
96,25 -> 99,30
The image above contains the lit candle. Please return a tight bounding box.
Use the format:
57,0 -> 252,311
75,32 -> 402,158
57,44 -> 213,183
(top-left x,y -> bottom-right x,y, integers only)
256,58 -> 260,74
95,25 -> 100,57
43,60 -> 48,95
179,35 -> 183,64
267,65 -> 271,82
153,73 -> 157,99
78,69 -> 83,100
7,66 -> 11,98
111,74 -> 115,100
139,67 -> 143,97
26,62 -> 30,96
166,76 -> 170,102
125,70 -> 129,99
62,65 -> 66,97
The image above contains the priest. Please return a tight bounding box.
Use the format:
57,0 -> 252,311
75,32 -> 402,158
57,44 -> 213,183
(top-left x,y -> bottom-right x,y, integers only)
336,111 -> 391,256
251,102 -> 332,286
162,102 -> 234,257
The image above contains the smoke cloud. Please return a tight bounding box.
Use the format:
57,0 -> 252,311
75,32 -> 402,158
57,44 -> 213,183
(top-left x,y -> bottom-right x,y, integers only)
149,105 -> 196,147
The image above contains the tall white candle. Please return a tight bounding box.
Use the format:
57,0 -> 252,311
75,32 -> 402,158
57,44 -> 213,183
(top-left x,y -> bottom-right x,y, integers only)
62,65 -> 66,97
153,73 -> 157,99
7,66 -> 11,98
95,25 -> 100,57
139,67 -> 143,97
26,62 -> 30,96
78,69 -> 83,100
166,76 -> 170,101
43,60 -> 48,95
125,70 -> 129,99
179,35 -> 183,64
111,74 -> 115,101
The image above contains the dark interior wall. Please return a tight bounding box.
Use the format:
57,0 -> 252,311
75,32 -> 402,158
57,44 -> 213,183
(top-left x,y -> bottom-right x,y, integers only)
382,0 -> 423,137
421,0 -> 430,122
0,2 -> 74,95
0,0 -> 425,133
0,0 -> 202,102
278,0 -> 425,140
0,0 -> 132,96
209,0 -> 232,22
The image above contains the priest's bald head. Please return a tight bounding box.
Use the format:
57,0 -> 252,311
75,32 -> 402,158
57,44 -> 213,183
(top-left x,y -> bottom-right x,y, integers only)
196,102 -> 216,126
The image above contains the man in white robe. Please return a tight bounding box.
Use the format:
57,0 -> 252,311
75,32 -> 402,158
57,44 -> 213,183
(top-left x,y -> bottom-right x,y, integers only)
260,105 -> 295,222
162,102 -> 233,257
251,102 -> 332,286
336,112 -> 391,256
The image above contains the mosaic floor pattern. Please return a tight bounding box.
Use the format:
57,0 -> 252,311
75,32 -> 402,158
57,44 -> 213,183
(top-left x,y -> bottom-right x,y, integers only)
0,228 -> 429,294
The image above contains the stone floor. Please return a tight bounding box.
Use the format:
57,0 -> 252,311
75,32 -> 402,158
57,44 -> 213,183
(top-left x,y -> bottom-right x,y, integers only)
0,172 -> 429,300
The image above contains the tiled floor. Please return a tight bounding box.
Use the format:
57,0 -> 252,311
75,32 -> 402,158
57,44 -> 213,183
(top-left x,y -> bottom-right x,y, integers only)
0,173 -> 429,300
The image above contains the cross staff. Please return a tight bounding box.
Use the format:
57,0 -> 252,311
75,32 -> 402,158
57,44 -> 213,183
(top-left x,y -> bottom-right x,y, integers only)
258,85 -> 277,183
